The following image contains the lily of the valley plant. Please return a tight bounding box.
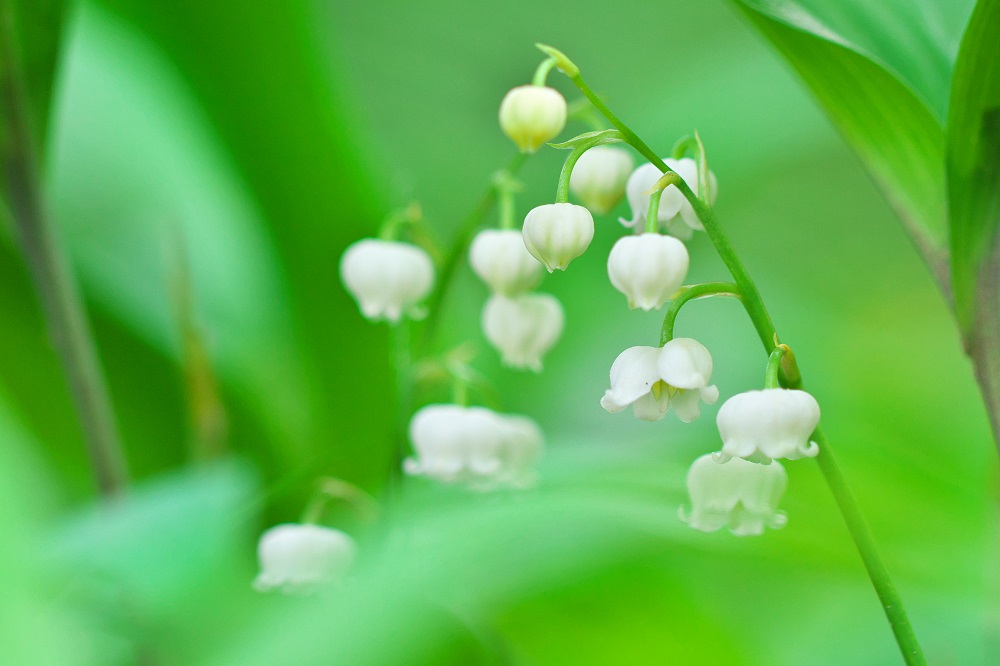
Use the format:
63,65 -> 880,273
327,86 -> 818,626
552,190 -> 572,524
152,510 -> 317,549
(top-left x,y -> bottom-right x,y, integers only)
253,43 -> 930,666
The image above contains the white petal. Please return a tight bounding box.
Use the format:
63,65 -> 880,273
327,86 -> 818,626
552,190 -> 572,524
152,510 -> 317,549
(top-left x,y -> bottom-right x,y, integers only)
482,293 -> 564,371
569,146 -> 633,215
607,234 -> 690,311
469,229 -> 543,295
254,524 -> 355,594
339,239 -> 435,322
658,338 -> 714,389
499,85 -> 567,153
717,389 -> 821,461
522,203 -> 594,272
601,346 -> 663,413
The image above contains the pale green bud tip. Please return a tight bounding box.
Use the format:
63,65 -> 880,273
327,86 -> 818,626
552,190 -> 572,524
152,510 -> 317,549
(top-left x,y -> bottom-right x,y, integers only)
534,43 -> 579,77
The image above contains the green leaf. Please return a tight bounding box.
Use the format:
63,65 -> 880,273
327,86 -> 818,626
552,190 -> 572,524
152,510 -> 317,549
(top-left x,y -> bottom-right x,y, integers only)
946,0 -> 1000,335
732,0 -> 955,282
1,0 -> 66,148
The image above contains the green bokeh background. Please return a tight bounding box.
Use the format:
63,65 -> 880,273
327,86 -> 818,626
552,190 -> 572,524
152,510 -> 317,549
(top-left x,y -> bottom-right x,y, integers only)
0,0 -> 994,664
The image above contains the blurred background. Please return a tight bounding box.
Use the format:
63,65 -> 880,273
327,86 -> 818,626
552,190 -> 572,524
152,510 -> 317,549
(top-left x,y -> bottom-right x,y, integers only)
0,0 -> 994,664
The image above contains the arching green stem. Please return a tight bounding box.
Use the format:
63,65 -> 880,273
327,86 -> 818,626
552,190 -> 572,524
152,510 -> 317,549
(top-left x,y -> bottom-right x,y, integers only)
671,135 -> 697,159
645,188 -> 664,234
764,346 -> 785,389
302,477 -> 380,524
532,57 -> 558,87
555,135 -> 606,203
560,57 -> 926,665
660,282 -> 741,345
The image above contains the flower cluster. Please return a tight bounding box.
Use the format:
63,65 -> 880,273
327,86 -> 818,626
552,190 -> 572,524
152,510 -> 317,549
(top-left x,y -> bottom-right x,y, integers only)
404,404 -> 542,489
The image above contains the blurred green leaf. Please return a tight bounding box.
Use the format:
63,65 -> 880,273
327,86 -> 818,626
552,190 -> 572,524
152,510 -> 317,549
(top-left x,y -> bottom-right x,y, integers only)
731,0 -> 960,282
946,0 -> 1000,335
0,0 -> 66,148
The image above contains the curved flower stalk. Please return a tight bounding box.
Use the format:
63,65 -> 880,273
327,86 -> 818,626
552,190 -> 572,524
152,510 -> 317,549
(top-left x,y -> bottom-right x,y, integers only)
339,239 -> 435,322
601,339 -> 718,422
254,523 -> 356,594
404,404 -> 543,489
679,454 -> 788,536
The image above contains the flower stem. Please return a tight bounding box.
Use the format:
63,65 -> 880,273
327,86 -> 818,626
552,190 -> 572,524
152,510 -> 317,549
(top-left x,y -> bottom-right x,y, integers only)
420,152 -> 528,349
566,65 -> 926,665
0,3 -> 128,497
764,347 -> 785,389
532,57 -> 558,87
660,282 -> 740,345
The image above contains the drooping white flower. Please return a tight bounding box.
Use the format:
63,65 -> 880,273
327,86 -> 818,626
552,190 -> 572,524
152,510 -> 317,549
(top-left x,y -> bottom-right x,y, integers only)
339,239 -> 435,323
569,146 -> 634,215
716,388 -> 820,462
253,523 -> 356,594
600,339 -> 718,422
522,203 -> 595,272
619,158 -> 717,239
657,338 -> 720,423
469,229 -> 543,295
679,454 -> 788,536
499,85 -> 567,153
482,293 -> 564,372
404,404 -> 543,489
607,233 -> 690,310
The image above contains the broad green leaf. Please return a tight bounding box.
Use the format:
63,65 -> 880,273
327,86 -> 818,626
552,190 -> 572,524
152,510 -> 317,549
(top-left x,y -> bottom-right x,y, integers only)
947,0 -> 1000,336
732,0 -> 954,283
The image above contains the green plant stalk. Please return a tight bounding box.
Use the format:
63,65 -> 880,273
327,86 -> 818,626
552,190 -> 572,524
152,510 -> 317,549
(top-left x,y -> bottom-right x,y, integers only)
420,152 -> 527,348
0,2 -> 128,497
660,282 -> 741,345
568,68 -> 926,665
764,346 -> 785,389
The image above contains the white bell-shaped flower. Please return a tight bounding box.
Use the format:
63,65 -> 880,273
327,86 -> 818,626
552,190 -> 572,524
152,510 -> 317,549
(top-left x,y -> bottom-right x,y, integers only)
482,293 -> 564,372
600,339 -> 718,422
253,523 -> 356,594
469,229 -> 543,295
657,338 -> 720,423
716,388 -> 820,462
339,239 -> 435,323
607,233 -> 690,310
522,203 -> 595,272
679,454 -> 788,536
569,146 -> 634,215
619,158 -> 717,239
404,404 -> 543,489
601,346 -> 668,421
499,85 -> 567,153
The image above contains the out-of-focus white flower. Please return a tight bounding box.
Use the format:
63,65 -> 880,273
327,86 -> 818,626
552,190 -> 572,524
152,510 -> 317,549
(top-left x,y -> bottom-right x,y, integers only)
619,158 -> 717,239
253,523 -> 356,594
522,203 -> 594,272
607,233 -> 689,310
499,85 -> 567,153
339,239 -> 434,323
679,454 -> 788,536
600,339 -> 718,422
482,293 -> 564,372
569,146 -> 634,215
716,388 -> 820,462
404,404 -> 543,489
469,229 -> 543,295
